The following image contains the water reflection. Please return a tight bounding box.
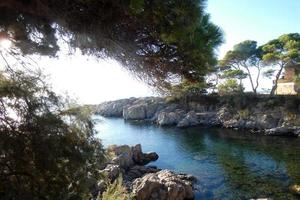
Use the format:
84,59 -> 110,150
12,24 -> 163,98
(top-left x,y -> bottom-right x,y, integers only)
95,116 -> 300,199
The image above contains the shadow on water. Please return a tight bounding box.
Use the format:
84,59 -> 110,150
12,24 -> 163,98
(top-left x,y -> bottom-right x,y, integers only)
95,116 -> 300,200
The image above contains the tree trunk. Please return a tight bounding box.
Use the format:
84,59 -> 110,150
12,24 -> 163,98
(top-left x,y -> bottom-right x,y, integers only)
270,64 -> 284,96
244,66 -> 256,94
254,67 -> 261,94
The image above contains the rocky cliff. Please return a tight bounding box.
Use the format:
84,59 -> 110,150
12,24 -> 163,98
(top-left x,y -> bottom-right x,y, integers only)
92,95 -> 300,137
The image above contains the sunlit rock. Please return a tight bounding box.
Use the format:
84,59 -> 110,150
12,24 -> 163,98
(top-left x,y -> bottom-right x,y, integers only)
132,170 -> 196,200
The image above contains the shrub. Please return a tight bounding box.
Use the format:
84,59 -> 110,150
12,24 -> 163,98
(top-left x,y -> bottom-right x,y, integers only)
0,68 -> 105,199
101,175 -> 132,200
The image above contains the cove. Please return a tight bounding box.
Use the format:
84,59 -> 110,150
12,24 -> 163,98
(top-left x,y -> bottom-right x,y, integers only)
95,116 -> 300,200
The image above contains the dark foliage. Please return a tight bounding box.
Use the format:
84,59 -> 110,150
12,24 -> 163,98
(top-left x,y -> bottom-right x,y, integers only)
0,0 -> 223,91
0,67 -> 105,199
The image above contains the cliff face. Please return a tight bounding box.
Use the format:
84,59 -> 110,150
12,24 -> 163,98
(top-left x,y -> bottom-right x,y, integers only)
92,95 -> 300,137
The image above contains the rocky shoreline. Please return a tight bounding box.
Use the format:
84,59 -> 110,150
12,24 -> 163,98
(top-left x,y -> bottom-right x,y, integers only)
95,144 -> 196,200
91,96 -> 300,137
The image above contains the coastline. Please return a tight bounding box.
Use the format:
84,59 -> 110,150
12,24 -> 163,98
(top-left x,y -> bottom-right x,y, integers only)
90,95 -> 300,137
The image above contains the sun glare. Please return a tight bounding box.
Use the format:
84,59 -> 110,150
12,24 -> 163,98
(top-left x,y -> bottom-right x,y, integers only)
0,39 -> 12,49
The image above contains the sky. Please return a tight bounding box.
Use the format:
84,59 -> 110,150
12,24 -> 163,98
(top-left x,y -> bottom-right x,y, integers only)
16,0 -> 300,104
207,0 -> 300,57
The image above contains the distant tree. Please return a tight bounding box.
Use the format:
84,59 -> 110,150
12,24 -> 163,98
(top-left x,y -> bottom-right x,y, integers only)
0,65 -> 105,199
219,40 -> 263,94
217,79 -> 244,96
220,69 -> 248,83
261,33 -> 300,95
0,0 -> 223,91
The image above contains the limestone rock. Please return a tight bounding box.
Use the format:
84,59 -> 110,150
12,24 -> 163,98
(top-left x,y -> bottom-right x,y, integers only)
108,145 -> 134,169
100,164 -> 124,181
95,98 -> 136,117
132,170 -> 195,200
123,104 -> 147,120
177,111 -> 199,128
132,144 -> 159,165
157,109 -> 186,126
125,165 -> 160,181
197,112 -> 220,126
107,144 -> 158,168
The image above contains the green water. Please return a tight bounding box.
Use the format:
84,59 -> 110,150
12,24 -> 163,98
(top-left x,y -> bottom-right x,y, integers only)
95,116 -> 300,200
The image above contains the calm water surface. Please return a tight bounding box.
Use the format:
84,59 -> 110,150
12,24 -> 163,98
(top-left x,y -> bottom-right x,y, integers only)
95,116 -> 300,200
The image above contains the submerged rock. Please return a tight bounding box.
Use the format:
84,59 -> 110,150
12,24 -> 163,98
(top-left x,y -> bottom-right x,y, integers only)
132,170 -> 196,200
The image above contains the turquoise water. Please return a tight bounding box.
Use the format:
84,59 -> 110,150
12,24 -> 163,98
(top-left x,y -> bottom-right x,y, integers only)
95,116 -> 300,200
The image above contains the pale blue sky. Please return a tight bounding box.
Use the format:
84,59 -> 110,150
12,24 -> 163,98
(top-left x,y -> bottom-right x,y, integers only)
31,1 -> 300,103
207,0 -> 300,57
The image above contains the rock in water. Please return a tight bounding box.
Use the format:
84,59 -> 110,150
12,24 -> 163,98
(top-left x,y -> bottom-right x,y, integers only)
132,144 -> 159,165
107,144 -> 158,169
132,170 -> 195,200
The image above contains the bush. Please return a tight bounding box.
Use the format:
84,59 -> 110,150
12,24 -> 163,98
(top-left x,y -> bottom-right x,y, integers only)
0,68 -> 105,199
101,175 -> 132,200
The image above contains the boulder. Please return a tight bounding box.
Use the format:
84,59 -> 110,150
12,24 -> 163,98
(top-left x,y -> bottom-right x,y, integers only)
123,104 -> 147,120
107,144 -> 158,168
132,144 -> 159,165
111,154 -> 134,170
108,145 -> 134,169
157,109 -> 186,126
125,165 -> 160,181
177,111 -> 199,128
100,164 -> 124,181
132,170 -> 195,200
143,152 -> 159,165
107,144 -> 133,158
